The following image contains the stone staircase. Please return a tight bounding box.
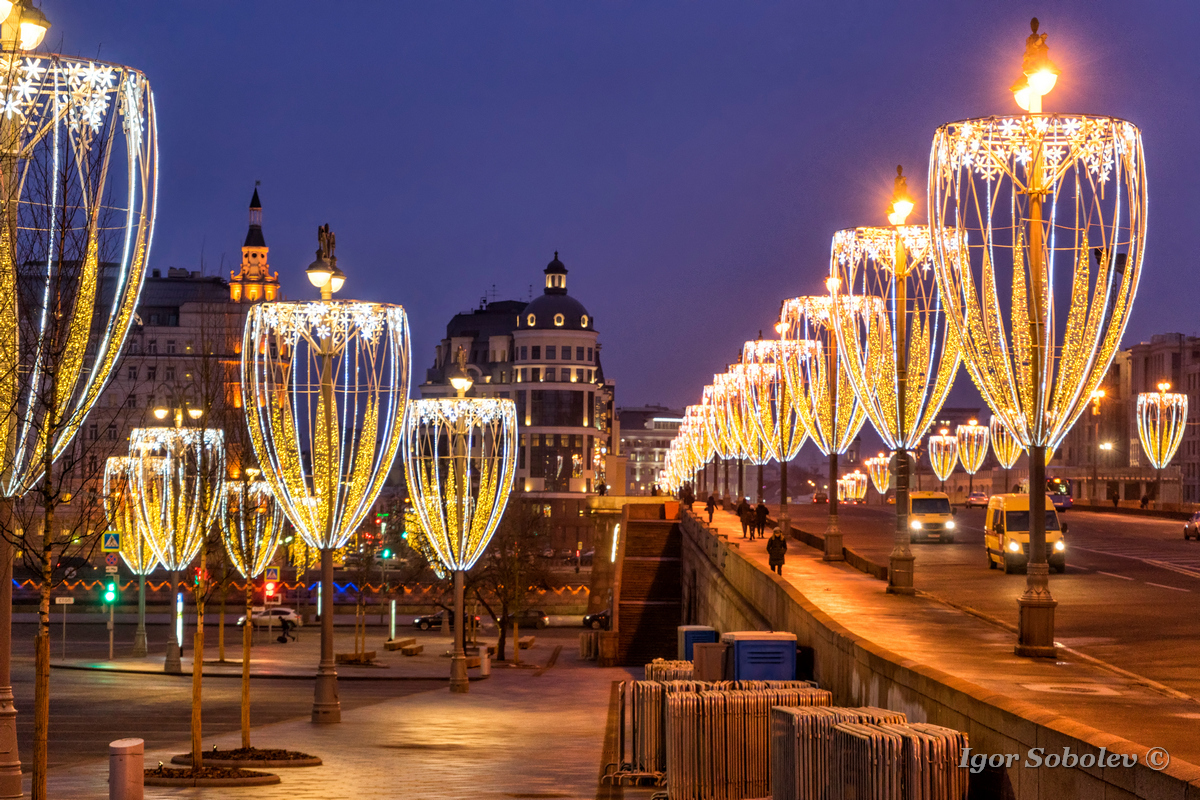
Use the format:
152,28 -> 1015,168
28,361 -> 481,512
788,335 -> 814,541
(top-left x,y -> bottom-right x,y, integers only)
615,517 -> 682,666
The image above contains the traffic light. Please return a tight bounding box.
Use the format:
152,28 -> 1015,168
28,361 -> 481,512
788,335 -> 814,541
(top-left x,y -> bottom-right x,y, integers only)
264,580 -> 277,599
103,580 -> 117,604
381,548 -> 392,559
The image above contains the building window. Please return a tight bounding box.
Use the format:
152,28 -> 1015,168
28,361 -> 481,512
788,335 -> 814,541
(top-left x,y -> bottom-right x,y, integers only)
519,434 -> 526,470
167,340 -> 176,354
520,346 -> 528,360
500,371 -> 507,384
531,390 -> 585,427
587,369 -> 593,382
546,346 -> 556,360
546,368 -> 556,382
519,369 -> 526,383
562,346 -> 571,360
147,340 -> 157,354
587,347 -> 593,362
125,394 -> 136,408
554,313 -> 564,327
147,367 -> 156,381
106,425 -> 117,441
532,368 -> 541,382
576,347 -> 584,361
581,315 -> 589,327
88,424 -> 97,441
129,339 -> 140,354
165,367 -> 175,381
149,314 -> 160,326
532,346 -> 541,360
575,369 -> 583,383
527,313 -> 536,327
127,366 -> 137,381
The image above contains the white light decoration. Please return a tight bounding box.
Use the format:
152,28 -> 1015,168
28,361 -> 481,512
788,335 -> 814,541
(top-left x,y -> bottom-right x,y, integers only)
928,429 -> 958,484
956,420 -> 990,494
990,416 -> 1022,470
1137,382 -> 1187,470
403,398 -> 518,571
221,481 -> 285,581
104,456 -> 157,577
742,339 -> 812,512
840,470 -> 867,503
865,454 -> 891,495
242,301 -> 411,551
0,55 -> 157,497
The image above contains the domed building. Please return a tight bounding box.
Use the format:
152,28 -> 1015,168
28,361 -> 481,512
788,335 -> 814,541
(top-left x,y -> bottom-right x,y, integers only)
420,253 -> 617,554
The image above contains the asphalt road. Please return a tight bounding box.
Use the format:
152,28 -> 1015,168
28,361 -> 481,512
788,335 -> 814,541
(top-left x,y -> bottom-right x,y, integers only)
788,504 -> 1200,699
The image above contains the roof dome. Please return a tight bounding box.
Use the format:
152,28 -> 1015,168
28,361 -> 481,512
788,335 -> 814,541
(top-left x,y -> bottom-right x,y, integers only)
519,252 -> 594,331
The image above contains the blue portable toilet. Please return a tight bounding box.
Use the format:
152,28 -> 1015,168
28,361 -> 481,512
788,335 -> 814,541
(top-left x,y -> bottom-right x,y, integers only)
721,631 -> 797,680
677,625 -> 718,661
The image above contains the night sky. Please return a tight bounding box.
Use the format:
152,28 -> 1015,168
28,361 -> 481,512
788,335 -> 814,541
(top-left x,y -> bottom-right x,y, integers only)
55,1 -> 1200,416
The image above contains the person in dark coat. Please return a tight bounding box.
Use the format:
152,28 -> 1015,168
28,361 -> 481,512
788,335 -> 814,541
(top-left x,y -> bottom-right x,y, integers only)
705,493 -> 717,523
736,498 -> 752,538
754,501 -> 769,539
767,528 -> 788,575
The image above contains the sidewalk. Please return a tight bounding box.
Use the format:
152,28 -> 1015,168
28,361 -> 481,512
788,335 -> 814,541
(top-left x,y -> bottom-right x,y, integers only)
37,637 -> 636,799
708,508 -> 1200,769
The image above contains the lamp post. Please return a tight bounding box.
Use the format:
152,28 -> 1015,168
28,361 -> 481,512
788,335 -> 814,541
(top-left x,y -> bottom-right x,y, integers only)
1137,382 -> 1187,507
243,228 -> 410,723
103,458 -> 158,658
780,293 -> 869,561
930,19 -> 1147,657
828,167 -> 962,593
1089,390 -> 1105,504
404,357 -> 517,693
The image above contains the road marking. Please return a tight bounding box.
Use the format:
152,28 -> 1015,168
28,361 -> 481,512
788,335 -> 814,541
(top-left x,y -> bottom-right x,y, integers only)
1096,571 -> 1134,581
1073,546 -> 1200,580
1146,582 -> 1191,592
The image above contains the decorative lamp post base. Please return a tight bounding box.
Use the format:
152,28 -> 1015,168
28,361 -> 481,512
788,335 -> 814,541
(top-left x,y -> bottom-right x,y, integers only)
312,672 -> 341,723
164,641 -> 182,674
132,628 -> 148,658
886,554 -> 915,594
0,688 -> 20,799
450,655 -> 469,693
1016,581 -> 1059,658
823,526 -> 844,562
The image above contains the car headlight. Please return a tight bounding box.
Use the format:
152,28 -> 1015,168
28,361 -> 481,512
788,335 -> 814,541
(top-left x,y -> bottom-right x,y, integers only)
1054,540 -> 1065,551
910,520 -> 923,530
946,520 -> 956,530
1008,540 -> 1020,553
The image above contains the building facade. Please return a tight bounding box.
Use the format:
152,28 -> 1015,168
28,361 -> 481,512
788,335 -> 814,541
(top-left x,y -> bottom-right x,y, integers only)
420,253 -> 616,553
618,405 -> 683,494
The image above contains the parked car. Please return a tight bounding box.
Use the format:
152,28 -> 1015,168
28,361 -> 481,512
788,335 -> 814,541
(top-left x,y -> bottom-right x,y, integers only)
506,609 -> 549,629
412,610 -> 480,631
237,607 -> 303,628
812,492 -> 828,504
964,491 -> 989,509
1185,511 -> 1200,540
583,610 -> 610,630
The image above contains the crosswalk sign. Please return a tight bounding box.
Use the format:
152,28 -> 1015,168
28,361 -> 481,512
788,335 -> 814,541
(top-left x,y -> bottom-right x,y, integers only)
101,532 -> 120,553
264,567 -> 279,583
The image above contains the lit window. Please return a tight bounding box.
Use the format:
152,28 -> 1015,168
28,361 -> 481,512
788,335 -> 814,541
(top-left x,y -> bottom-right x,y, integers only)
581,315 -> 589,327
554,313 -> 564,327
527,314 -> 536,326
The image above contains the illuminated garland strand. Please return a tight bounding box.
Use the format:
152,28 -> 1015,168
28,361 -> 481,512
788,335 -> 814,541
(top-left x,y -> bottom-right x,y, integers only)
221,482 -> 285,580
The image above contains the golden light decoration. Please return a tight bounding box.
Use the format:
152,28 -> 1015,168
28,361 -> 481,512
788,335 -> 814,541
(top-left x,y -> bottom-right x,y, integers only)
403,398 -> 518,571
703,378 -> 742,461
287,537 -> 345,572
956,420 -> 990,477
403,508 -> 446,580
928,428 -> 959,483
683,404 -> 717,476
929,113 -> 1146,457
104,456 -> 157,576
741,339 -> 810,463
779,295 -> 869,456
242,301 -> 411,550
865,453 -> 891,495
0,54 -> 158,497
130,427 -> 226,572
1137,382 -> 1187,470
990,416 -> 1022,470
839,470 -> 867,503
221,481 -> 286,580
829,224 -> 963,450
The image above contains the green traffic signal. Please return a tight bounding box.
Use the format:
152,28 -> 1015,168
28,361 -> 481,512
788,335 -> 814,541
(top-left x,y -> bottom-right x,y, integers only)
381,549 -> 392,559
103,581 -> 117,604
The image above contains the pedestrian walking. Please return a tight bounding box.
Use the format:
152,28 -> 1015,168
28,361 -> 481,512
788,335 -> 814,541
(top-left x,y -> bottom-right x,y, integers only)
1140,493 -> 1150,510
754,501 -> 769,539
706,492 -> 717,524
736,497 -> 752,538
767,527 -> 788,575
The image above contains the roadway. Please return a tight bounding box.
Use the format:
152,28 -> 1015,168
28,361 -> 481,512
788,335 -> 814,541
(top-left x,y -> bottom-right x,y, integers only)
785,503 -> 1200,700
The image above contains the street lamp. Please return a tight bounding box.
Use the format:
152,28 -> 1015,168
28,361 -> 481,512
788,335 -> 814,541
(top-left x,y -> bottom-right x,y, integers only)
1089,390 -> 1106,504
0,2 -> 50,51
404,392 -> 517,693
930,19 -> 1147,658
243,228 -> 410,723
1137,381 -> 1187,507
828,166 -> 963,594
779,293 -> 870,561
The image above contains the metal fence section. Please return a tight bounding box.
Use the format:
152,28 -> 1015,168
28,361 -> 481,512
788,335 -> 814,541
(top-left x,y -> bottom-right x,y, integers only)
771,706 -> 907,800
826,721 -> 969,800
645,659 -> 695,681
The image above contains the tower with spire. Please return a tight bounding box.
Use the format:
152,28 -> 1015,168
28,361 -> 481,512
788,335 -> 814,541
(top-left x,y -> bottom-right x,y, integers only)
229,185 -> 280,303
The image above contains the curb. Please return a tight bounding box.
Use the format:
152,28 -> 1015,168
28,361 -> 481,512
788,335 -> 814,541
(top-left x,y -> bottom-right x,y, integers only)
171,754 -> 322,769
144,773 -> 281,787
48,662 -> 477,681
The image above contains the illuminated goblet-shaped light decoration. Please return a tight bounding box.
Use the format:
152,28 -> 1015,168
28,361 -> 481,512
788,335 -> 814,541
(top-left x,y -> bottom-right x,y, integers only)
243,237 -> 411,722
220,474 -> 285,749
956,420 -> 990,496
404,508 -> 447,581
405,388 -> 517,694
104,457 -> 158,658
927,428 -> 959,491
779,294 -> 869,560
703,380 -> 738,498
130,425 -> 225,674
829,171 -> 964,593
683,404 -> 718,495
929,19 -> 1146,657
866,454 -> 891,497
1137,381 -> 1187,505
843,470 -> 868,504
990,416 -> 1022,494
712,370 -> 753,500
743,338 -> 812,530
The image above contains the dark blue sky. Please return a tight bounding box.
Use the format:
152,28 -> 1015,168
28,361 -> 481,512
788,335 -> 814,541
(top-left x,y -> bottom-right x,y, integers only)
55,1 -> 1200,409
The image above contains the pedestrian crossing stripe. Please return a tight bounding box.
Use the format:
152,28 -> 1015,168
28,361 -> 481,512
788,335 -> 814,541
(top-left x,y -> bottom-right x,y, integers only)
101,532 -> 120,552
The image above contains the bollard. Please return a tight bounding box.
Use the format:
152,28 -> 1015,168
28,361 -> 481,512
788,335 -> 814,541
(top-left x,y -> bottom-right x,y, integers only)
109,738 -> 143,800
479,643 -> 491,677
